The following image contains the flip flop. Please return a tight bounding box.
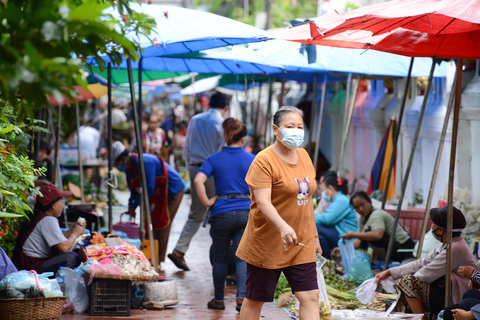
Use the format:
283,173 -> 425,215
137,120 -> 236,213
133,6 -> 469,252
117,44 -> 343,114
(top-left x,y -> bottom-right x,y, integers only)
168,253 -> 190,271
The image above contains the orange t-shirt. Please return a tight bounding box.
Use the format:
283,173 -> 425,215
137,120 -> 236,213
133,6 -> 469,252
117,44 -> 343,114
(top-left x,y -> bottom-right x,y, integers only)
236,146 -> 317,269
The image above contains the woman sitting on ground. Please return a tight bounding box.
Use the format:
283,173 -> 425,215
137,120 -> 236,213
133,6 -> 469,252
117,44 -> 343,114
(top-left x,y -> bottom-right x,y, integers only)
315,174 -> 357,258
376,206 -> 478,318
339,191 -> 415,262
12,184 -> 86,273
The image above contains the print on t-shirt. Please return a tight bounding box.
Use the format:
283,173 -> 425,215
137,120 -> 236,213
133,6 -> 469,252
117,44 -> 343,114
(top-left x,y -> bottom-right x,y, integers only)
294,177 -> 310,206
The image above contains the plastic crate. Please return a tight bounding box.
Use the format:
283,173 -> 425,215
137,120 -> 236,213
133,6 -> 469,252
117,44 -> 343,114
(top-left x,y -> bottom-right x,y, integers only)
88,278 -> 131,316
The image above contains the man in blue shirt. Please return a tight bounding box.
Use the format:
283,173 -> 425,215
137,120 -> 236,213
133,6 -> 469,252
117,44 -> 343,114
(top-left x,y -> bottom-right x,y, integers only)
168,92 -> 230,271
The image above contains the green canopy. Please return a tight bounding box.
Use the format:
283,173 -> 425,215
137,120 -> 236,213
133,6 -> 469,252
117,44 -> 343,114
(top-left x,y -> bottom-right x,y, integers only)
178,73 -> 269,88
92,67 -> 186,85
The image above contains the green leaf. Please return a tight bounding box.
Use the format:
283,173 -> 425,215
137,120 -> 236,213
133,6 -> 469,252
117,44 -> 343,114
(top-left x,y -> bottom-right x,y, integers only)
0,212 -> 22,218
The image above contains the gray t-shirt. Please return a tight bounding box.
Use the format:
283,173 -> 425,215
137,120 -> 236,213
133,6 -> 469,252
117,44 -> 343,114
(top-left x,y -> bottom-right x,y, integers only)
23,216 -> 67,258
358,208 -> 411,245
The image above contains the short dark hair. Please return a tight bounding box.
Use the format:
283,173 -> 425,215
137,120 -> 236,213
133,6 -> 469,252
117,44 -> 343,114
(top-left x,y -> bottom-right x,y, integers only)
350,191 -> 372,207
210,92 -> 230,109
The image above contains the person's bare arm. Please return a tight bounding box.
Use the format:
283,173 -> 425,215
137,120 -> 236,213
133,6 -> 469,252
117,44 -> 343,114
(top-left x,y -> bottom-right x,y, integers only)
57,223 -> 85,253
193,172 -> 217,207
254,188 -> 297,248
340,229 -> 384,241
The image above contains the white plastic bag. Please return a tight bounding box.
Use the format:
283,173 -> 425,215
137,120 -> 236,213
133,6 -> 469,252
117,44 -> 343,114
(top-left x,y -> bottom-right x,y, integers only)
64,267 -> 89,313
356,278 -> 378,304
316,254 -> 331,316
380,279 -> 396,294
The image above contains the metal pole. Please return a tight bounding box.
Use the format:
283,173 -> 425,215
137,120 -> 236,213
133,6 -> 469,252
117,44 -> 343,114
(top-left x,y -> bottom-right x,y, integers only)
308,74 -> 319,157
279,80 -> 286,107
107,63 -> 113,233
138,57 -> 143,121
52,106 -> 62,185
75,102 -> 85,203
337,73 -> 352,172
264,78 -> 274,146
382,58 -> 415,209
338,77 -> 360,175
384,60 -> 436,268
445,59 -> 463,307
314,74 -> 328,169
138,58 -> 145,241
252,83 -> 262,149
416,72 -> 457,259
127,58 -> 158,272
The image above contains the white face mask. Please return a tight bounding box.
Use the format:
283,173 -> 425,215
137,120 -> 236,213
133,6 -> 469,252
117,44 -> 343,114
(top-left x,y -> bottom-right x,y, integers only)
275,125 -> 304,150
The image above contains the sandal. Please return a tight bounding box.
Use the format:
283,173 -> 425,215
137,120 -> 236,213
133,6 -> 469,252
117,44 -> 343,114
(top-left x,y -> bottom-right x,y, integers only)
167,253 -> 190,271
236,298 -> 243,312
208,299 -> 225,310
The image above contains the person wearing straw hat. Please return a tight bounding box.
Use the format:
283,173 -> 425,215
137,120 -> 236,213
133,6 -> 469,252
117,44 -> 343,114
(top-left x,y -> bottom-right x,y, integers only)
376,206 -> 479,318
111,141 -> 185,269
12,184 -> 86,273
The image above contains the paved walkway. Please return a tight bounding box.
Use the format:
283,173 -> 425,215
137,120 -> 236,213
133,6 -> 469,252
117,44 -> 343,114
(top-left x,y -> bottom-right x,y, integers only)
62,193 -> 292,319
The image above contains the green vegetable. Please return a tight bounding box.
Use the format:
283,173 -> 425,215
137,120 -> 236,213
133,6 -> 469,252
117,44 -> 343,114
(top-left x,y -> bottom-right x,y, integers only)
274,274 -> 291,300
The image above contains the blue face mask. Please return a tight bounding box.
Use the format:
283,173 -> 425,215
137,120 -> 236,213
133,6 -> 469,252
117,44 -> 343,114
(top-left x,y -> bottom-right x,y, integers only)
321,191 -> 331,203
275,125 -> 304,150
117,164 -> 128,172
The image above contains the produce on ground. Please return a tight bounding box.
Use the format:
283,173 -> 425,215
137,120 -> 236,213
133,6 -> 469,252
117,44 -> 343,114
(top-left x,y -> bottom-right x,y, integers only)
275,259 -> 369,314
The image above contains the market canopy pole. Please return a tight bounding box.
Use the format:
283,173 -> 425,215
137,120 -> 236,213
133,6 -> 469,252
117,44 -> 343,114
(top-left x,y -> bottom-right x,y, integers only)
313,74 -> 328,170
384,60 -> 436,269
446,59 -> 463,306
338,77 -> 359,175
381,57 -> 414,209
107,62 -> 113,233
308,74 -> 319,157
416,70 -> 457,259
127,58 -> 158,273
75,102 -> 85,203
264,77 -> 274,145
138,57 -> 145,242
52,105 -> 62,185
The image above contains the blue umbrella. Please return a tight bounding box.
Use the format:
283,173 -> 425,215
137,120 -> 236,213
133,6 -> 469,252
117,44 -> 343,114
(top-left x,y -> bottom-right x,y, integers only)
104,4 -> 270,58
255,40 -> 448,80
88,46 -> 284,75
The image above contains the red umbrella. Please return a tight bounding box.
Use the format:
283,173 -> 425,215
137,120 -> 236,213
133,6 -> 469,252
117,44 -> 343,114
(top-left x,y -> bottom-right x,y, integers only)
281,0 -> 480,307
282,0 -> 480,59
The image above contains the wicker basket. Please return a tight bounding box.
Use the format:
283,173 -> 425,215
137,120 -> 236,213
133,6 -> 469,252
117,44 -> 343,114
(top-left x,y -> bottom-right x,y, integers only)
0,296 -> 66,320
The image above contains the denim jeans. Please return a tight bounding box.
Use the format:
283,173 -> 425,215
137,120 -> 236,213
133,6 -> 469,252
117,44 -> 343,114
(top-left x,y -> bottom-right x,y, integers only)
316,223 -> 340,258
210,209 -> 249,302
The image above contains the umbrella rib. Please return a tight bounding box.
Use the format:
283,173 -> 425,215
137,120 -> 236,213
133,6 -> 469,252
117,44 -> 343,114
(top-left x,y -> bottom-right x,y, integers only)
371,15 -> 425,36
434,17 -> 457,36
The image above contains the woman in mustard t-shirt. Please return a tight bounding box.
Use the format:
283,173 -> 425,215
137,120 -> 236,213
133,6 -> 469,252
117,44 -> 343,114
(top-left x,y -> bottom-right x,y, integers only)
236,106 -> 322,320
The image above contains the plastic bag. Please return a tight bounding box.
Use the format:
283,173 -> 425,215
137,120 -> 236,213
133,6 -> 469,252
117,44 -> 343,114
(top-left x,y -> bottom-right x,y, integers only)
381,279 -> 396,294
316,254 -> 331,316
349,254 -> 374,285
0,270 -> 62,298
64,267 -> 89,313
356,278 -> 378,304
338,238 -> 356,278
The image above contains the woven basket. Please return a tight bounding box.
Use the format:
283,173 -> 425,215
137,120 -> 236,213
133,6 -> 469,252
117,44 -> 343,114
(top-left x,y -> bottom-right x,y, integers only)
0,296 -> 66,320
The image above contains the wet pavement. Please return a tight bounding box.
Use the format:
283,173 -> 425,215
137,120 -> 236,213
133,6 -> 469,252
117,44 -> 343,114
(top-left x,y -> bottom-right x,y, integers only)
61,192 -> 292,319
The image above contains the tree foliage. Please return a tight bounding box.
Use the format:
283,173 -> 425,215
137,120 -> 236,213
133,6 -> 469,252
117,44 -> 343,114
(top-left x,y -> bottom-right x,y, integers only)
0,0 -> 156,121
0,105 -> 47,256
